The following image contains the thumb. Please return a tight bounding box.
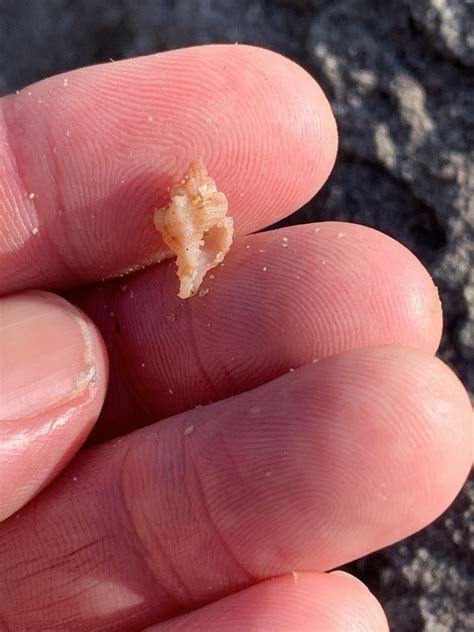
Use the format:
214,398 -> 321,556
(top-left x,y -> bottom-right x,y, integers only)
0,291 -> 108,521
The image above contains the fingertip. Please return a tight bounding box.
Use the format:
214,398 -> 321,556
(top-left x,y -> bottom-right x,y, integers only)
339,346 -> 472,524
416,352 -> 473,500
328,571 -> 389,631
237,45 -> 339,205
384,233 -> 443,354
318,223 -> 444,354
147,572 -> 388,632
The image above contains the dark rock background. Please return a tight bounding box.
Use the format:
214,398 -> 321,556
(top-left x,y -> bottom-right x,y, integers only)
1,1 -> 472,630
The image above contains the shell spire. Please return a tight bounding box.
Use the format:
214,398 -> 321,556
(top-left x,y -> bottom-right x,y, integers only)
154,158 -> 234,299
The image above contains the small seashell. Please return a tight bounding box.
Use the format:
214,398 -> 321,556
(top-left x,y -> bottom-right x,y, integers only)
154,158 -> 233,299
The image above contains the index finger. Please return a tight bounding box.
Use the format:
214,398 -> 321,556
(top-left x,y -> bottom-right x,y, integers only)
0,45 -> 337,294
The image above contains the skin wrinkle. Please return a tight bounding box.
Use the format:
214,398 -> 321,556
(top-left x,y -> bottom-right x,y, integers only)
42,116 -> 86,286
184,430 -> 255,592
213,360 -> 236,397
192,408 -> 301,573
29,577 -> 107,621
108,290 -> 156,425
26,568 -> 105,617
185,300 -> 220,400
118,436 -> 192,616
0,132 -> 31,252
32,527 -> 108,590
2,98 -> 75,284
10,537 -> 107,585
152,264 -> 178,410
0,100 -> 38,227
7,471 -> 125,625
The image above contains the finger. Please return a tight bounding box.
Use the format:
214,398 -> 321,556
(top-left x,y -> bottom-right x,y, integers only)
0,291 -> 107,521
69,222 -> 442,443
1,347 -> 470,630
0,44 -> 337,294
145,572 -> 388,632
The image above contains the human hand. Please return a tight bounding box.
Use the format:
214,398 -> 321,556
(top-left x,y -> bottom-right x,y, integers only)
0,45 -> 471,631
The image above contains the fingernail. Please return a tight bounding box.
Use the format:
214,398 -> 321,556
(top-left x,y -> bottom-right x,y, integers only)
330,570 -> 369,590
0,292 -> 97,421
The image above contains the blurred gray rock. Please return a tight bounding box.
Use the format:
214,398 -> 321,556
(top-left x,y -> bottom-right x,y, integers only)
406,0 -> 474,66
305,0 -> 474,396
0,1 -> 472,630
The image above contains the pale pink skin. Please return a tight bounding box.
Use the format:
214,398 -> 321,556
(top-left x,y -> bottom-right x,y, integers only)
0,45 -> 472,632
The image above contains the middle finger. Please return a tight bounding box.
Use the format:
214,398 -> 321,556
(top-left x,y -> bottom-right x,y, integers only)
69,221 -> 442,444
